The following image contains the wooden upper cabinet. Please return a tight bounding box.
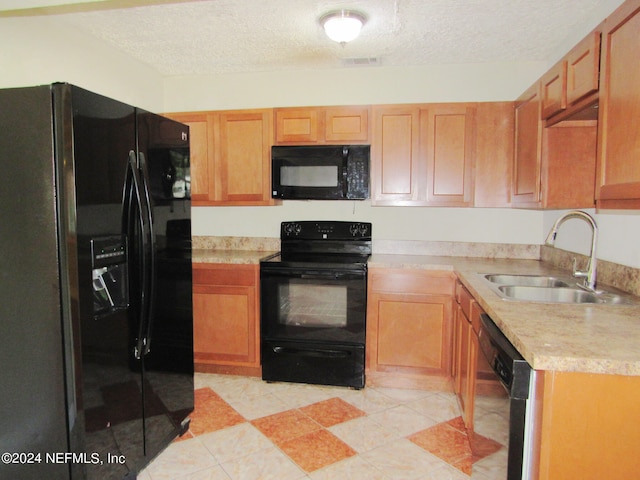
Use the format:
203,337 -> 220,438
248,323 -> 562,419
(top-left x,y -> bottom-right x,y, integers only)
596,0 -> 640,209
167,109 -> 275,206
372,103 -> 477,206
163,112 -> 210,202
422,104 -> 476,206
541,31 -> 601,122
541,60 -> 567,119
324,106 -> 369,142
274,107 -> 320,144
513,84 -> 542,206
474,102 -> 514,207
274,106 -> 369,144
566,31 -> 601,105
513,83 -> 596,209
371,105 -> 422,205
213,109 -> 274,204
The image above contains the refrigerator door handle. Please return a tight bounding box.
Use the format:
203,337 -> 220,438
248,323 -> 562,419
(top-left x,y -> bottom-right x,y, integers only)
138,152 -> 156,356
122,150 -> 151,361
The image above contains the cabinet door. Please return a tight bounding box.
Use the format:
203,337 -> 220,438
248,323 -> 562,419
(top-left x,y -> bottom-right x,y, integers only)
371,105 -> 423,205
457,310 -> 472,422
566,31 -> 601,105
324,106 -> 370,143
215,109 -> 273,204
367,268 -> 454,389
370,292 -> 452,374
422,105 -> 476,206
541,61 -> 567,119
274,107 -> 320,144
596,0 -> 640,209
513,84 -> 542,206
164,112 -> 211,203
193,283 -> 257,365
474,102 -> 514,207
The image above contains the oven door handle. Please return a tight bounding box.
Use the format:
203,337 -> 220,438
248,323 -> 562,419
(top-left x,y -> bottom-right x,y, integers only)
272,346 -> 351,358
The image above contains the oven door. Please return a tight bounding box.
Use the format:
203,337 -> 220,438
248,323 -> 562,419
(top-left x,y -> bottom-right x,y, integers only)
260,265 -> 367,345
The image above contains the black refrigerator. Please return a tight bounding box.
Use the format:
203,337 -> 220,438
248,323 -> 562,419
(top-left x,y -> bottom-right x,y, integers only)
0,84 -> 194,479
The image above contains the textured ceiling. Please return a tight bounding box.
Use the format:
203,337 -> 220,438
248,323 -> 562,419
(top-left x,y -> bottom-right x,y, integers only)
2,0 -> 612,76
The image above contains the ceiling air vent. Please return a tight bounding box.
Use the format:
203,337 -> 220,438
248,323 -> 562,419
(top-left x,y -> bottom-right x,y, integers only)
342,56 -> 380,67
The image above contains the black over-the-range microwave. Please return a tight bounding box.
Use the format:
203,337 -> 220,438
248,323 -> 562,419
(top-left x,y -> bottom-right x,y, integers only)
271,145 -> 370,200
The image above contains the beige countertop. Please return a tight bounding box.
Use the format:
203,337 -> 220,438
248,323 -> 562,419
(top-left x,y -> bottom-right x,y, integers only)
192,249 -> 277,264
370,254 -> 640,377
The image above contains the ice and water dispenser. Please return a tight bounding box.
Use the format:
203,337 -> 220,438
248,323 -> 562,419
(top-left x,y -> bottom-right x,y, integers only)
91,236 -> 128,316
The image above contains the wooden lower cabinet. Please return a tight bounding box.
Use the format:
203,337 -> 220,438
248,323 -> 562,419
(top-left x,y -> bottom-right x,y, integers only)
366,268 -> 455,389
192,263 -> 261,376
532,370 -> 640,479
453,281 -> 475,427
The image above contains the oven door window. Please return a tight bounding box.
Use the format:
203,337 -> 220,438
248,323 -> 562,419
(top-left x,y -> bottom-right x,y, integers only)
261,269 -> 366,344
282,281 -> 347,327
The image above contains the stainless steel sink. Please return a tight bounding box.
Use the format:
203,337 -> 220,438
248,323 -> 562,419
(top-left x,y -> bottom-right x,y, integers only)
479,273 -> 638,305
498,285 -> 599,304
484,274 -> 571,288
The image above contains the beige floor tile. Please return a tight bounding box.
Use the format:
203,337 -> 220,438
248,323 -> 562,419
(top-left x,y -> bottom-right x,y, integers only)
309,455 -> 387,480
328,416 -> 399,453
360,438 -> 456,479
369,404 -> 439,437
219,446 -> 306,480
199,423 -> 273,464
143,436 -> 217,480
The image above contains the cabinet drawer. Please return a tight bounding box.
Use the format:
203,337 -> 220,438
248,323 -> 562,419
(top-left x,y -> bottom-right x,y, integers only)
455,282 -> 474,319
369,268 -> 455,295
193,263 -> 257,286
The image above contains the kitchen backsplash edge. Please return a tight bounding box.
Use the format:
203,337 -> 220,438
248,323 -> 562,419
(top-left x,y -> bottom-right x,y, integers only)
192,236 -> 540,258
541,245 -> 640,297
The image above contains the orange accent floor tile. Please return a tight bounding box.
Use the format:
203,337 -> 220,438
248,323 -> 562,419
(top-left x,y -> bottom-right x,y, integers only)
299,397 -> 366,428
187,387 -> 245,436
250,408 -> 322,446
278,428 -> 357,473
408,417 -> 474,474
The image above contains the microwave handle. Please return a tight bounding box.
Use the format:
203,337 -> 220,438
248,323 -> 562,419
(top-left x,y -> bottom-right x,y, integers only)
342,147 -> 349,198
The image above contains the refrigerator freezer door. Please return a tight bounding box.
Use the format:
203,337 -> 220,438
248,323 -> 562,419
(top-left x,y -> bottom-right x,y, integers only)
136,110 -> 194,461
65,85 -> 147,478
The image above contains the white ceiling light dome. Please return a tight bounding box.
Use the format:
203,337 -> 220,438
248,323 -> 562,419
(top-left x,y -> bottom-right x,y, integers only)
320,10 -> 366,44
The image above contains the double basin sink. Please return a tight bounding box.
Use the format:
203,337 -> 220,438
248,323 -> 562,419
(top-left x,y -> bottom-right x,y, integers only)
480,274 -> 637,305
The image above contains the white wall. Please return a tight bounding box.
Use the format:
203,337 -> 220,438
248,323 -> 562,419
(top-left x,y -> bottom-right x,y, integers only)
0,16 -> 164,110
162,61 -> 545,112
193,202 -> 542,245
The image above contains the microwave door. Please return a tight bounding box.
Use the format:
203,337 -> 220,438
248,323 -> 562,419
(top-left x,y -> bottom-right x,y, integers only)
274,158 -> 344,199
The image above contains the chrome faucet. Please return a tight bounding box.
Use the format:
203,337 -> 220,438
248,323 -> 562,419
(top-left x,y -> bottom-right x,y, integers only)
544,210 -> 599,292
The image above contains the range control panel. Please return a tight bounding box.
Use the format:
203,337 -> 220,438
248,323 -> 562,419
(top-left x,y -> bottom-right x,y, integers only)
281,221 -> 372,240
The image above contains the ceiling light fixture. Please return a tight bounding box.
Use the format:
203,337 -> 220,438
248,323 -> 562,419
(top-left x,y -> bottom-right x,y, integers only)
320,10 -> 366,44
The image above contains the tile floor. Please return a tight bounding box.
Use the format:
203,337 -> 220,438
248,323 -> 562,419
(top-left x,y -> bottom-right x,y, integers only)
139,374 -> 506,480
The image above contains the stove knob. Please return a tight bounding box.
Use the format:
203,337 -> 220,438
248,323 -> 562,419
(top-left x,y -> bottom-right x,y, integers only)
283,223 -> 300,237
359,224 -> 369,236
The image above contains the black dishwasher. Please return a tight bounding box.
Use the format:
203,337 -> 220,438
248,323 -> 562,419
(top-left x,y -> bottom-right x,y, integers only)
473,313 -> 534,479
